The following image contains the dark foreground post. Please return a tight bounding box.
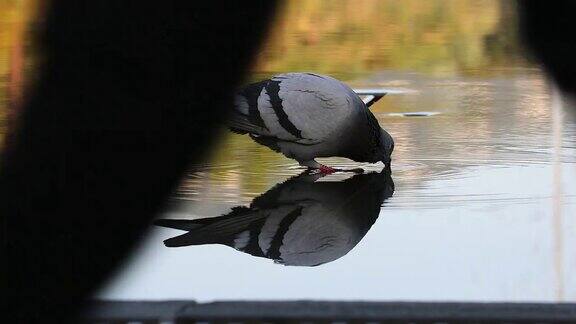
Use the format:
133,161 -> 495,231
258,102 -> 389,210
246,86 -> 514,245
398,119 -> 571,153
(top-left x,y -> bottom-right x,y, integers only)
0,1 -> 277,322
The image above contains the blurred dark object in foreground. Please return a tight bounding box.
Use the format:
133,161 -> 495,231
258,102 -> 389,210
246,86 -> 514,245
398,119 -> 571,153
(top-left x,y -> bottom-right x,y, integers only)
517,0 -> 576,97
0,1 -> 277,322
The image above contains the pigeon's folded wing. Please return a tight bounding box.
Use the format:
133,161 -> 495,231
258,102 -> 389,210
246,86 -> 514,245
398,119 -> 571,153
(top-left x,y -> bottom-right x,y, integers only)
266,74 -> 363,144
233,73 -> 365,145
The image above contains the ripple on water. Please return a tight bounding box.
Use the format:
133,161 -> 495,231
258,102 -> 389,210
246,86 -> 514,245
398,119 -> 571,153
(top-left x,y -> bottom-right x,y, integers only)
387,111 -> 441,117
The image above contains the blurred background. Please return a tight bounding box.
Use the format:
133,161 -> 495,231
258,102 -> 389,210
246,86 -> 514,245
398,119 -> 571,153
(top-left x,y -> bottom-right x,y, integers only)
2,0 -> 575,303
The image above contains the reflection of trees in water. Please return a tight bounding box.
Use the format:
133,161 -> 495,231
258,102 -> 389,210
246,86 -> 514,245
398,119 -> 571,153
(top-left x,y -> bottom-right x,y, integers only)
484,0 -> 523,67
175,134 -> 291,203
378,71 -> 551,188
0,0 -> 39,151
255,0 -> 524,79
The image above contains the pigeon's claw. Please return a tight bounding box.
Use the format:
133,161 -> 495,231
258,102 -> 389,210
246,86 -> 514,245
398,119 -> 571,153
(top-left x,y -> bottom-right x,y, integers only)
319,165 -> 337,174
299,160 -> 347,174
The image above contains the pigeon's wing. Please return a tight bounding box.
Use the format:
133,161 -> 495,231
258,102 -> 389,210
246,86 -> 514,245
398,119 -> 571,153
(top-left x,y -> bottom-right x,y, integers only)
232,73 -> 366,145
266,73 -> 365,144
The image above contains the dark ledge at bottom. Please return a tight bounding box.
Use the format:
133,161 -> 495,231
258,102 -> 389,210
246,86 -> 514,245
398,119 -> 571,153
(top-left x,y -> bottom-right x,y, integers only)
83,300 -> 576,323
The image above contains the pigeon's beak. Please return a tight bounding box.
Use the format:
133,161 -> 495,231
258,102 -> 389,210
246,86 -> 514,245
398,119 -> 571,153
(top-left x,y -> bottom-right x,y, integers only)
382,158 -> 392,171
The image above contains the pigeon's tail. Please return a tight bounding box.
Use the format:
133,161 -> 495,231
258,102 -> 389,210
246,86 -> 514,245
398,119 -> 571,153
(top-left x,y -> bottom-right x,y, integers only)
227,91 -> 270,135
155,207 -> 267,248
156,217 -> 234,247
228,110 -> 267,135
155,219 -> 211,247
162,232 -> 219,247
155,219 -> 204,231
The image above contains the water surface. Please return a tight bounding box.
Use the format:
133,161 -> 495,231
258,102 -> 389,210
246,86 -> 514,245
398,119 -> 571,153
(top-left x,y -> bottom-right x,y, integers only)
100,67 -> 576,302
100,1 -> 576,302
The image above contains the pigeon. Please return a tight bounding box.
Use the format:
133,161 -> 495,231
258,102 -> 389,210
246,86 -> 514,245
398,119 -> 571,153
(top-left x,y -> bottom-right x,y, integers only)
228,72 -> 394,173
155,169 -> 394,267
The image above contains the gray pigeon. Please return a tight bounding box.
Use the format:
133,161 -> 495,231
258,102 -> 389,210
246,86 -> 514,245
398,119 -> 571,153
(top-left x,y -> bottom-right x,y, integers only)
155,169 -> 394,266
229,72 -> 394,172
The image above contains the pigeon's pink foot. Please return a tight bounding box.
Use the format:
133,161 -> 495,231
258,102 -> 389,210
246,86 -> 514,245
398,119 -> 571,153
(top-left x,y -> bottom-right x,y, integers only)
318,165 -> 337,174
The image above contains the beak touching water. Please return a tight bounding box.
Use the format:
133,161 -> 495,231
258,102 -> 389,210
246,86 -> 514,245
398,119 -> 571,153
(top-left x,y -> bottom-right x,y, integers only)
382,157 -> 392,172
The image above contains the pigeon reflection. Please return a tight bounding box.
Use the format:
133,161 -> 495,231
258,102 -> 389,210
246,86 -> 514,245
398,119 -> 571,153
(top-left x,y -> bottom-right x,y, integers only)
155,170 -> 394,266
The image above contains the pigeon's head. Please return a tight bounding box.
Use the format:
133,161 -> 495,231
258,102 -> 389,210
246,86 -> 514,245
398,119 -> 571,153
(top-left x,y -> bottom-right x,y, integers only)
378,128 -> 394,167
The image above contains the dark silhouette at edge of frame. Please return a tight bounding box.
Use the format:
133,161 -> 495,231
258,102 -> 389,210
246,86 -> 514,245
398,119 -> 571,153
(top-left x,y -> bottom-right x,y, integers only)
0,1 -> 278,322
517,0 -> 576,98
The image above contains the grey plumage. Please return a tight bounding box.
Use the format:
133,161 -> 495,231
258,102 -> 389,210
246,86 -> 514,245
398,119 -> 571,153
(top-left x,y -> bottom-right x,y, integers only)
155,170 -> 395,266
229,73 -> 394,168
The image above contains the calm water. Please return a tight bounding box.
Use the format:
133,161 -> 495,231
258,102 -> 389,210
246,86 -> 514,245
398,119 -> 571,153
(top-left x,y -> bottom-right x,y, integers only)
100,69 -> 576,302
1,0 -> 576,303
